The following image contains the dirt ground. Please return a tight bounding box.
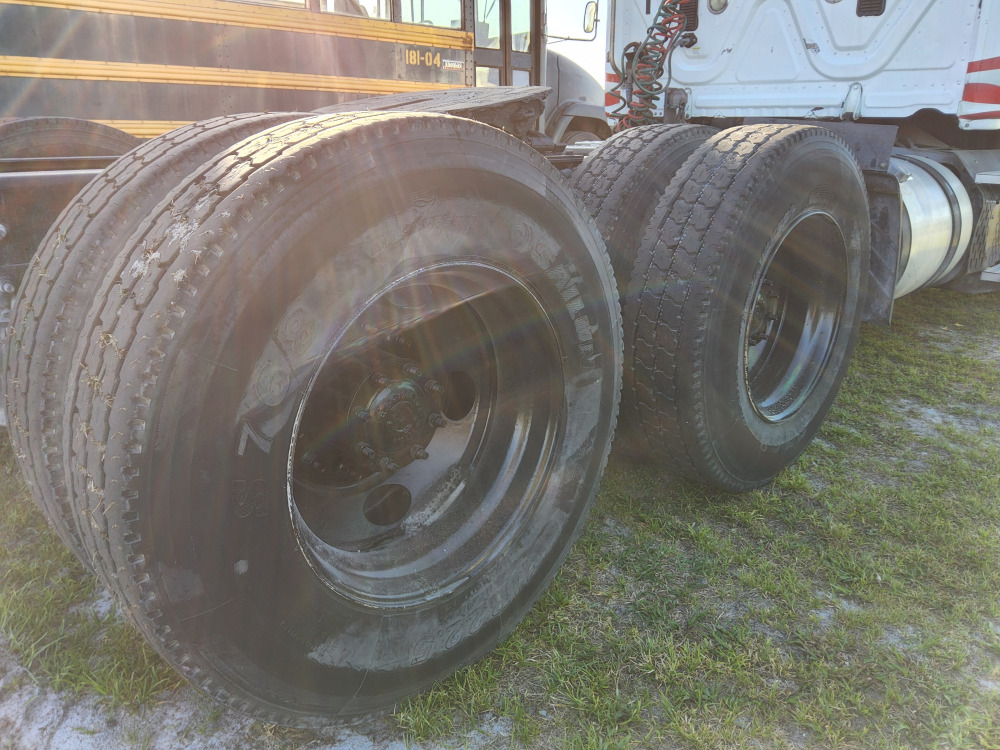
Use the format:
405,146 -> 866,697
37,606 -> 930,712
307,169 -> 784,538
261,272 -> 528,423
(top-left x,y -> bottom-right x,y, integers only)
0,625 -> 515,749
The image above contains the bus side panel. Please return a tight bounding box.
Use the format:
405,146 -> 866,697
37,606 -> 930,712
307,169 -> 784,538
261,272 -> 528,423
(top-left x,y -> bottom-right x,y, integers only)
0,1 -> 473,136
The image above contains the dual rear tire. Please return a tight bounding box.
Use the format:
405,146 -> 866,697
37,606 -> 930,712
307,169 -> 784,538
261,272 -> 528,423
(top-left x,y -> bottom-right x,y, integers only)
6,113 -> 622,723
577,123 -> 870,491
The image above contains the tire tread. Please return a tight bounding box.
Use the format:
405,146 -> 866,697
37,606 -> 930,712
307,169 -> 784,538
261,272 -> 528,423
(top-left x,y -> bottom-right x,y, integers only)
6,114 -> 305,569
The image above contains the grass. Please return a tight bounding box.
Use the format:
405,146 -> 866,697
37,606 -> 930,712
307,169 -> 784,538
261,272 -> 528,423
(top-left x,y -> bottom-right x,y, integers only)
0,445 -> 182,709
1,287 -> 999,747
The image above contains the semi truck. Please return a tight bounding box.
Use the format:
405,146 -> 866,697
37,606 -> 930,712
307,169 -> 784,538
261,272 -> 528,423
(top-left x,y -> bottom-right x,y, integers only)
0,0 -> 997,727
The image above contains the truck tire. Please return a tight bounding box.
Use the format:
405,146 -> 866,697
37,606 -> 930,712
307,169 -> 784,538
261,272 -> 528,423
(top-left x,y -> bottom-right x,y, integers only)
66,112 -> 622,724
626,124 -> 869,491
0,117 -> 139,157
571,123 -> 715,295
561,129 -> 602,145
5,113 -> 304,570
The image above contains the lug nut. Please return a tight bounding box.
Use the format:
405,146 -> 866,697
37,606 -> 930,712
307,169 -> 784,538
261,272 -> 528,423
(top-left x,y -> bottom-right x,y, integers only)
376,375 -> 390,387
356,442 -> 377,461
380,457 -> 400,474
410,446 -> 429,460
428,413 -> 447,429
356,409 -> 372,423
403,363 -> 423,377
425,379 -> 443,394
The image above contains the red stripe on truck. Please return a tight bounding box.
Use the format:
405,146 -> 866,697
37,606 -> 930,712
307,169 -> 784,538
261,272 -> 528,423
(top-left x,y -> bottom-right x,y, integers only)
959,110 -> 1000,121
968,56 -> 1000,73
962,82 -> 1000,104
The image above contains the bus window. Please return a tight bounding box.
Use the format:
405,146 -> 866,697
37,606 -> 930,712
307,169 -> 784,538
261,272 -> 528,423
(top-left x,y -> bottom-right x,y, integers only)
476,66 -> 500,86
475,0 -> 500,49
243,0 -> 307,7
511,0 -> 530,52
320,0 -> 389,17
474,0 -> 539,86
400,0 -> 462,28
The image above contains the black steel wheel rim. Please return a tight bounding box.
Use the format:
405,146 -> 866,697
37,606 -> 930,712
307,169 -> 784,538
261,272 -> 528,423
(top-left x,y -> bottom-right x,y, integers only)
288,262 -> 565,607
743,212 -> 848,423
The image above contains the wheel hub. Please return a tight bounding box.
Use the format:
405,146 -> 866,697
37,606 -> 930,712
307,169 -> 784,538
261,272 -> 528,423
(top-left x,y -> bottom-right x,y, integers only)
295,351 -> 448,483
743,213 -> 848,424
748,278 -> 780,346
355,365 -> 443,470
287,263 -> 573,608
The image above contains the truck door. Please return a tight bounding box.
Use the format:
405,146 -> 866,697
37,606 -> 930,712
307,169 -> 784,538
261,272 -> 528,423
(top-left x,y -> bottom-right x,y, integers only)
473,0 -> 544,86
